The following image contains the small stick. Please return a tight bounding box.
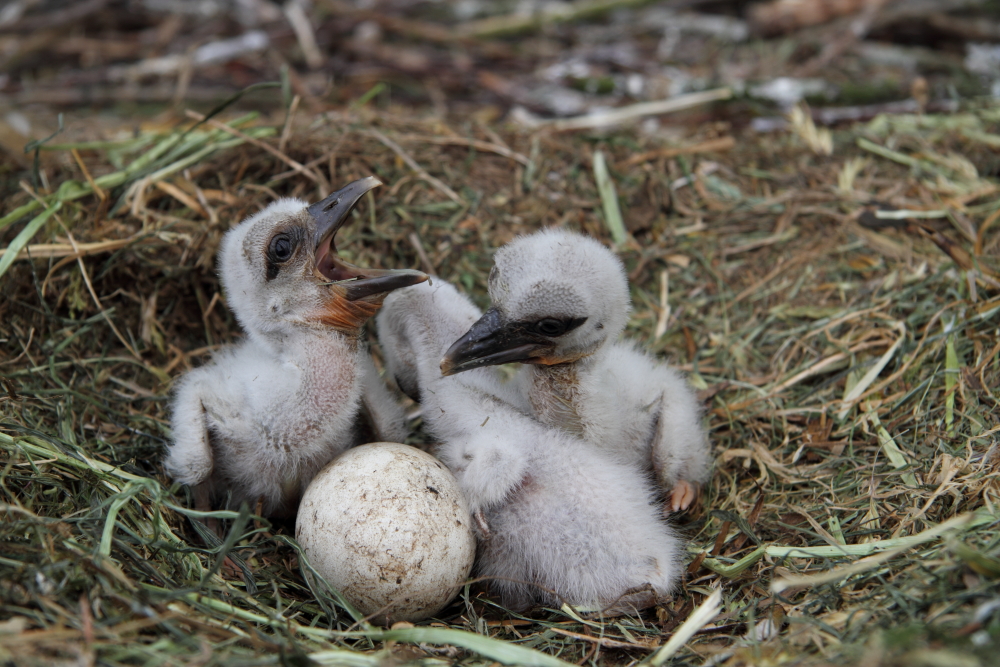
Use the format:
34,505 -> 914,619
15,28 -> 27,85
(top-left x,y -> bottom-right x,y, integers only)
399,134 -> 531,166
62,224 -> 142,360
279,94 -> 301,154
367,129 -> 464,204
70,149 -> 106,201
654,270 -> 670,340
284,0 -> 324,69
621,136 -> 735,167
551,88 -> 732,132
0,237 -> 146,261
154,180 -> 208,218
711,521 -> 731,557
408,232 -> 436,275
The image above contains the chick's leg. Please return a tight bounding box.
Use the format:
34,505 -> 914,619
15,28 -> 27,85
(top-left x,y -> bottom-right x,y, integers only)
649,383 -> 711,511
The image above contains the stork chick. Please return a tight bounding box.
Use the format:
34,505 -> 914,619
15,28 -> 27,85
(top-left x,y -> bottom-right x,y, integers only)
164,177 -> 428,517
377,281 -> 682,612
441,229 -> 710,512
376,273 -> 527,412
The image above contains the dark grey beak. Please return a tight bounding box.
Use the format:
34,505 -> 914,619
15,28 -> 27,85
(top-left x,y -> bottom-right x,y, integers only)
309,176 -> 383,250
440,307 -> 550,376
310,176 -> 429,301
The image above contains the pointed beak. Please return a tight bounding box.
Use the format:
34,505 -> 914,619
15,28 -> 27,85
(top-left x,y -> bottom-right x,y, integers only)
326,257 -> 429,301
440,307 -> 551,376
309,177 -> 428,301
310,176 -> 383,251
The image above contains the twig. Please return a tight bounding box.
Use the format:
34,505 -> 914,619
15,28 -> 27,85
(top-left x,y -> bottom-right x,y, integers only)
654,270 -> 670,340
547,627 -> 653,651
284,0 -> 324,69
766,339 -> 889,397
154,181 -> 209,219
279,94 -> 302,154
367,129 -> 464,205
549,88 -> 732,132
399,135 -> 531,166
0,237 -> 152,261
408,232 -> 436,275
647,589 -> 722,666
458,0 -> 656,38
621,136 -> 735,167
70,149 -> 106,201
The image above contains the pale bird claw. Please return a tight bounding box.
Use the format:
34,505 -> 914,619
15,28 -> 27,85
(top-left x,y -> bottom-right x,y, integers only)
667,480 -> 699,514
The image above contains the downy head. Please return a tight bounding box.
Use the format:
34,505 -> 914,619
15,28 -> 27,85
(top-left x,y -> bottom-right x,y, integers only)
220,177 -> 428,341
441,229 -> 629,375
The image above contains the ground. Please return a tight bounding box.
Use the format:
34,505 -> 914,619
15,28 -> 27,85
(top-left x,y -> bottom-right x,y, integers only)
1,1 -> 1000,666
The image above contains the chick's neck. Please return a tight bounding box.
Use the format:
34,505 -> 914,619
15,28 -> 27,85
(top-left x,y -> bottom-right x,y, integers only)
523,355 -> 595,437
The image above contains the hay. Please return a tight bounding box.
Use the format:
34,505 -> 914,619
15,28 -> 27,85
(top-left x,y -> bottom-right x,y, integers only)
1,98 -> 999,666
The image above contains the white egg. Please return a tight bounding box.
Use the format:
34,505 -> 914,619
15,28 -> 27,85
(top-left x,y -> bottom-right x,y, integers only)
296,442 -> 476,624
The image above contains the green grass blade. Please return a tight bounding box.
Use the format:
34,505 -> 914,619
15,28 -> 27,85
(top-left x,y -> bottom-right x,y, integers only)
369,626 -> 577,667
699,545 -> 766,577
0,201 -> 43,234
868,410 -> 918,487
771,512 -> 994,594
946,331 -> 958,430
766,511 -> 997,560
593,150 -> 628,245
0,201 -> 63,281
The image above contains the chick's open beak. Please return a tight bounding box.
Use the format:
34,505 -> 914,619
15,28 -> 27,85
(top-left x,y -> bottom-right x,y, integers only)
440,307 -> 551,376
309,177 -> 428,301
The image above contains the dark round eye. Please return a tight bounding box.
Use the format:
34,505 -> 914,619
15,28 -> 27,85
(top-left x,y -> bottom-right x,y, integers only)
269,233 -> 294,262
535,318 -> 568,337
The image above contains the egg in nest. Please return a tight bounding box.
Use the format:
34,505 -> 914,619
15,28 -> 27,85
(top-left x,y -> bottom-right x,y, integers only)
296,442 -> 476,624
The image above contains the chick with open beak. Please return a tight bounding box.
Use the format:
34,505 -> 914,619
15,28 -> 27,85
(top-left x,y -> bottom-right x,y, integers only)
164,177 -> 428,518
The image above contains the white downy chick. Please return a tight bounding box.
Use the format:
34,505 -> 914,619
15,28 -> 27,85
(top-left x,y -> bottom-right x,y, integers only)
378,281 -> 682,612
441,229 -> 710,512
376,275 -> 527,411
164,178 -> 427,517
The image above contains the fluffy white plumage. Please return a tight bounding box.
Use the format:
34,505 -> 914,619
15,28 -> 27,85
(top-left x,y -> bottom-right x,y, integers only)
377,281 -> 682,612
443,229 -> 711,512
165,188 -> 421,517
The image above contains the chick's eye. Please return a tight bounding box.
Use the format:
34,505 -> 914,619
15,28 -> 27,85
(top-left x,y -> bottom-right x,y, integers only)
535,318 -> 568,337
269,234 -> 294,262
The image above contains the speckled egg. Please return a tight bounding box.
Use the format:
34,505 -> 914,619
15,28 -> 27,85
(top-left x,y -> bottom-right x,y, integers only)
295,442 -> 475,624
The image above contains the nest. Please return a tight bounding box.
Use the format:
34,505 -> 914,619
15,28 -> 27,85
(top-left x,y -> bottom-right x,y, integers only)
1,98 -> 999,666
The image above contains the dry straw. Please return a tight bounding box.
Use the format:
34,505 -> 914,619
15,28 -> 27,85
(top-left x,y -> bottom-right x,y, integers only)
1,98 -> 999,665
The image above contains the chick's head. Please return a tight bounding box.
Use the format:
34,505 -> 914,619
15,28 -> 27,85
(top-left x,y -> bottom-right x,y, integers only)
220,177 -> 427,340
441,229 -> 629,375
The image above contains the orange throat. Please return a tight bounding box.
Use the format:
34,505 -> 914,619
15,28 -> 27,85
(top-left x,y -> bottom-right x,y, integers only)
313,293 -> 382,334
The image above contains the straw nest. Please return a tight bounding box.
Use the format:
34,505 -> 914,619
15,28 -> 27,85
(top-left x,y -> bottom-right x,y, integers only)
1,98 -> 999,666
